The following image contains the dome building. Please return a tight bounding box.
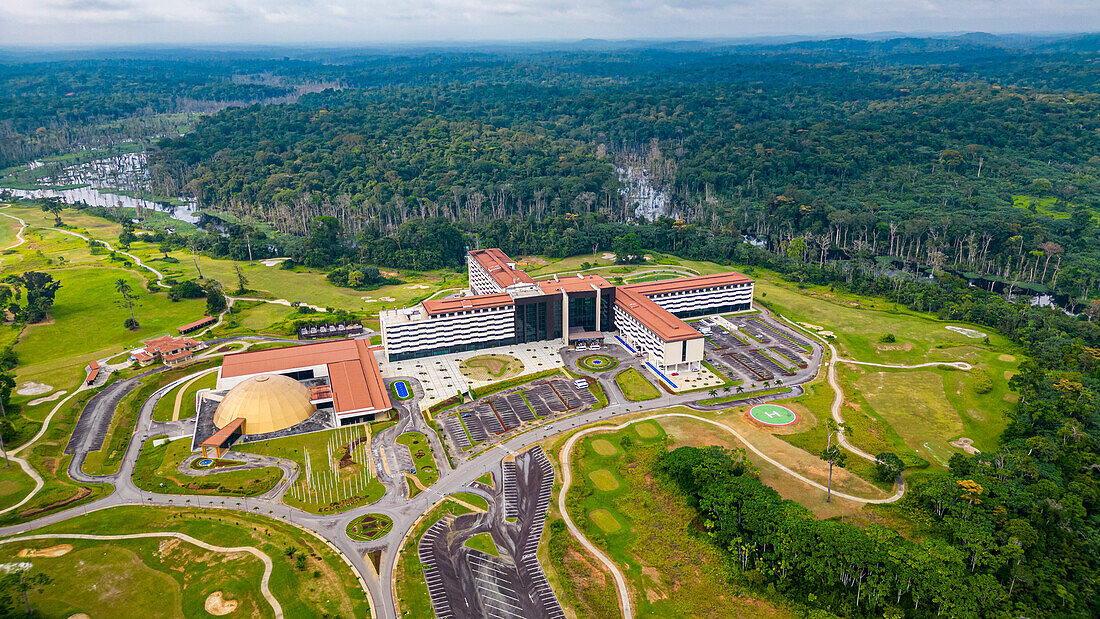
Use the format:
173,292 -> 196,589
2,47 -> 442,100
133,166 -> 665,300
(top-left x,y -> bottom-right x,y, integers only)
213,374 -> 316,435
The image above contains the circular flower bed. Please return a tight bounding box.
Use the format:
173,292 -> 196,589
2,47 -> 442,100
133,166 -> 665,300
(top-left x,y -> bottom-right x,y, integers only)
577,354 -> 619,372
346,513 -> 394,541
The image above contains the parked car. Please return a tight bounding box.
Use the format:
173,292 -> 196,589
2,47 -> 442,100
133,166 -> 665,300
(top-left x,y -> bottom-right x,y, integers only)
590,343 -> 601,350
576,344 -> 588,351
573,379 -> 588,389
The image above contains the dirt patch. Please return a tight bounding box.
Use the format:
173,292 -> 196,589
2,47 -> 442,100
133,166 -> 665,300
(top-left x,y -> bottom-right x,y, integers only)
1003,392 -> 1020,403
950,437 -> 981,455
18,544 -> 72,558
1004,370 -> 1017,380
946,325 -> 986,339
28,390 -> 67,407
16,381 -> 53,396
205,591 -> 238,615
19,486 -> 92,518
641,565 -> 669,602
966,408 -> 987,422
68,614 -> 90,619
998,354 -> 1016,362
874,343 -> 913,352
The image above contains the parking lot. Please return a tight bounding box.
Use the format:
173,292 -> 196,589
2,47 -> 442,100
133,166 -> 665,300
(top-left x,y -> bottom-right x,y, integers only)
418,448 -> 564,619
443,379 -> 597,454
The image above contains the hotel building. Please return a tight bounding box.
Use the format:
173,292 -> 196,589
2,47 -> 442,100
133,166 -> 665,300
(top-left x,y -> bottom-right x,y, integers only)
379,249 -> 753,370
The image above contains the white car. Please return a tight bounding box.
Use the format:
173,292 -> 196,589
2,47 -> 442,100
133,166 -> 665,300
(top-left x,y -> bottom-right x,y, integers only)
573,379 -> 588,389
576,344 -> 588,351
590,343 -> 601,350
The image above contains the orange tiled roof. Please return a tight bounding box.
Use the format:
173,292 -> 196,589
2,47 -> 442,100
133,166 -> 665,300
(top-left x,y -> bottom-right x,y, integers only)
469,248 -> 535,288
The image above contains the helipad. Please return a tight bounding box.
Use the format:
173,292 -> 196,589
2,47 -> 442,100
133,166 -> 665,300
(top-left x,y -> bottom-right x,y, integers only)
749,403 -> 797,426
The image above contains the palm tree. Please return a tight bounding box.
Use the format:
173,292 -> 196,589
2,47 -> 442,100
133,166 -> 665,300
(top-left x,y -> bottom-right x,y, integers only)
776,379 -> 783,386
763,380 -> 771,388
736,385 -> 744,393
722,386 -> 731,393
115,278 -> 137,329
708,389 -> 718,398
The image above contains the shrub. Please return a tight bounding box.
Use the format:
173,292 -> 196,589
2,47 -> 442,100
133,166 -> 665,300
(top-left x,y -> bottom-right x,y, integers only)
879,333 -> 896,343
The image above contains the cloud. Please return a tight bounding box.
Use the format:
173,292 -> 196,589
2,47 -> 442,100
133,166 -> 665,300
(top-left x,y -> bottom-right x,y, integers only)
0,0 -> 1098,45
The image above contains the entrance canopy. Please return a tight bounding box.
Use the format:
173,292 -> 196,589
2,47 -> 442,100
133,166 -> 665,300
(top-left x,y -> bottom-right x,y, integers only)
567,329 -> 604,342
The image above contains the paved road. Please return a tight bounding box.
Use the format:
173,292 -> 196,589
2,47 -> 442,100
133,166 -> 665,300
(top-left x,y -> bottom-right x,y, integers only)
0,307 -> 933,619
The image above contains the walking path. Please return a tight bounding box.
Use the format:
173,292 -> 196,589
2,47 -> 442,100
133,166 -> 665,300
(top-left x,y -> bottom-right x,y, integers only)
0,532 -> 283,618
556,410 -> 907,619
170,367 -> 218,421
0,210 -> 27,249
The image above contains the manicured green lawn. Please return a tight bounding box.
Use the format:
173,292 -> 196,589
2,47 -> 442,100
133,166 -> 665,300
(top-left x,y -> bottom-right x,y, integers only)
614,367 -> 660,401
0,459 -> 38,512
450,491 -> 489,511
14,266 -> 207,367
395,499 -> 473,617
151,370 -> 217,422
562,422 -> 793,617
0,537 -> 269,618
21,505 -> 372,618
132,436 -> 281,496
463,532 -> 500,557
397,431 -> 439,488
237,426 -> 385,514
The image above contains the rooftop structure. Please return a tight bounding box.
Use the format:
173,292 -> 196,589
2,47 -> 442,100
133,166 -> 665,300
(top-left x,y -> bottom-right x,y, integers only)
218,339 -> 390,424
214,374 -> 316,435
381,248 -> 755,369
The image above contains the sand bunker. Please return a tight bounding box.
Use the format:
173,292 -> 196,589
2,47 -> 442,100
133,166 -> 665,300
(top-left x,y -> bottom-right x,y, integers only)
946,325 -> 986,339
68,614 -> 90,619
360,296 -> 375,302
819,330 -> 836,338
798,322 -> 825,331
950,437 -> 981,455
28,390 -> 66,407
205,591 -> 238,615
998,354 -> 1016,362
18,544 -> 72,558
380,296 -> 396,302
259,258 -> 288,267
601,252 -> 614,260
16,382 -> 52,397
404,284 -> 430,289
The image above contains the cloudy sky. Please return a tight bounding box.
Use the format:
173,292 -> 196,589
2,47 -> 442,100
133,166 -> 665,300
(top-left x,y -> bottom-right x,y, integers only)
1,0 -> 1097,47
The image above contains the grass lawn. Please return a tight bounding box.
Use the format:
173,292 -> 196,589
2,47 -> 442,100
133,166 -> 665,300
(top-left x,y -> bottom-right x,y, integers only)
151,370 -> 216,422
463,532 -> 501,557
132,436 -> 282,496
450,491 -> 489,511
20,505 -> 371,618
396,431 -> 439,488
13,266 -> 207,368
459,353 -> 524,381
394,498 -> 474,617
0,390 -> 113,526
560,421 -> 795,617
237,426 -> 385,514
0,459 -> 39,512
476,472 -> 494,488
2,537 -> 270,618
615,367 -> 660,401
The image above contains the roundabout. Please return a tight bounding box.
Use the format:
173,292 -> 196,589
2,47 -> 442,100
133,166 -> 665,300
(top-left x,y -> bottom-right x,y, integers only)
748,403 -> 797,426
576,354 -> 619,372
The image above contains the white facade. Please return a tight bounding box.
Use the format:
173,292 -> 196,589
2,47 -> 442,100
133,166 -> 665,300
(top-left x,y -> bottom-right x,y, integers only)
614,305 -> 703,369
380,304 -> 516,361
468,257 -> 505,295
645,282 -> 754,315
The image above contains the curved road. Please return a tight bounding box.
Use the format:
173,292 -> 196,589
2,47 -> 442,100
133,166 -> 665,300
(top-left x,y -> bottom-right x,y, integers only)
0,308 -> 971,619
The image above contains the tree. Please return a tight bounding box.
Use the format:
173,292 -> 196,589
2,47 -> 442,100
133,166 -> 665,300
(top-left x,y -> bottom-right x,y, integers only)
874,452 -> 905,482
819,419 -> 850,502
612,232 -> 642,264
708,389 -> 718,398
6,271 -> 61,323
115,278 -> 138,330
204,281 -> 226,316
234,264 -> 248,295
40,197 -> 63,226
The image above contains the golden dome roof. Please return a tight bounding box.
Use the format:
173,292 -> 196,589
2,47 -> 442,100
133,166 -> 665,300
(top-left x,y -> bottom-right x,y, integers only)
214,374 -> 315,435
